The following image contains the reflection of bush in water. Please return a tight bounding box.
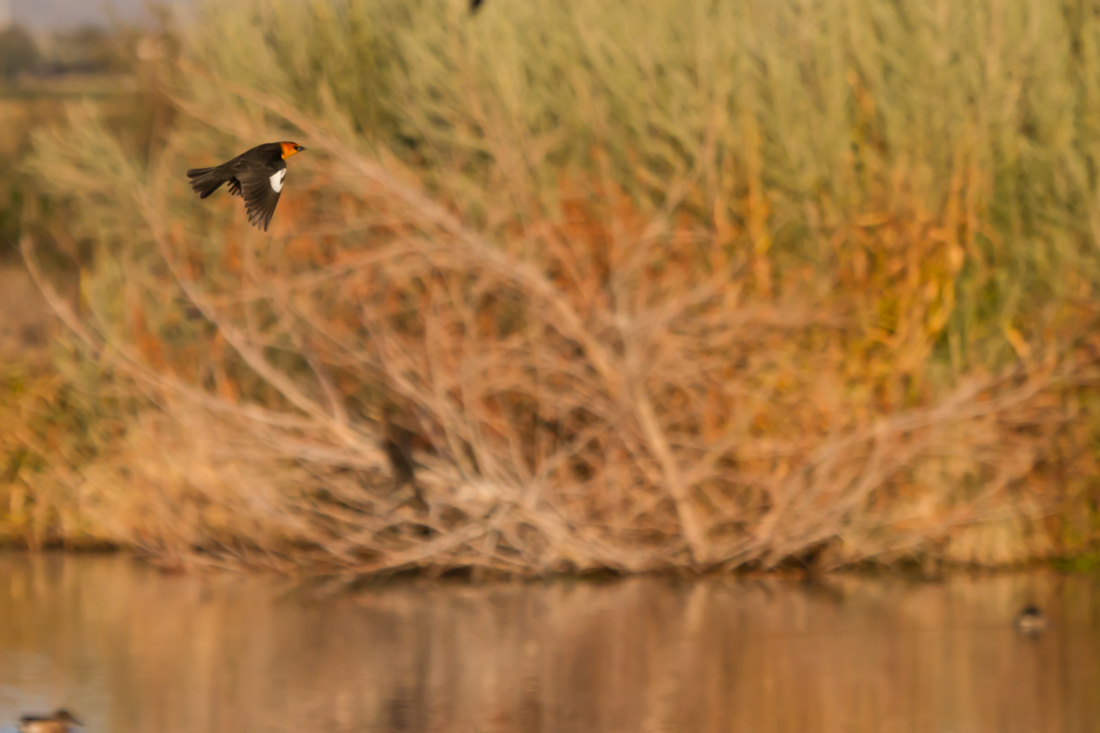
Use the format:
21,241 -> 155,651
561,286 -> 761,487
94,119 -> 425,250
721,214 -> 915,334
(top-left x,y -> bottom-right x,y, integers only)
0,559 -> 1094,733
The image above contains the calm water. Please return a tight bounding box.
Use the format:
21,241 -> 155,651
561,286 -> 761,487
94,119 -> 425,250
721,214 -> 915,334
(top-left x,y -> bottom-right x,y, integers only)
0,555 -> 1097,733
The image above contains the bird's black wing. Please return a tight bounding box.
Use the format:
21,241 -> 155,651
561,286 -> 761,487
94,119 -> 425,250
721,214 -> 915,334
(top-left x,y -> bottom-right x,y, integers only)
237,166 -> 284,232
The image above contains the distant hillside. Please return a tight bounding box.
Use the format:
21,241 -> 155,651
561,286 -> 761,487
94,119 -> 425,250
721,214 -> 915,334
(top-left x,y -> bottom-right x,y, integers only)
11,0 -> 187,29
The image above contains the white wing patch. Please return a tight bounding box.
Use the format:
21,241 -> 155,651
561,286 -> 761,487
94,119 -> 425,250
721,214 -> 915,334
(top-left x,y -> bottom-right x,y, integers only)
270,168 -> 287,193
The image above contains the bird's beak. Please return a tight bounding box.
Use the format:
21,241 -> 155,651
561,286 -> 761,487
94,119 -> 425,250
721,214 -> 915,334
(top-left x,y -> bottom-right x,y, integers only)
298,147 -> 307,152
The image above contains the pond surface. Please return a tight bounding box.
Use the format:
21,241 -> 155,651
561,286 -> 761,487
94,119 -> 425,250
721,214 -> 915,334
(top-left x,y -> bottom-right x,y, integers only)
0,555 -> 1097,733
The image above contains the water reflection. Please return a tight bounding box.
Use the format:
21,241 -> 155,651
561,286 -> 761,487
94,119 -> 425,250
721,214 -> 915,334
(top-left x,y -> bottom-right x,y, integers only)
0,555 -> 1096,733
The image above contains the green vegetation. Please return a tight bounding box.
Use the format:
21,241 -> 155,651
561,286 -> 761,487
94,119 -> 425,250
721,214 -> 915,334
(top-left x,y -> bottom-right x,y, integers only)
5,0 -> 1100,574
0,26 -> 39,80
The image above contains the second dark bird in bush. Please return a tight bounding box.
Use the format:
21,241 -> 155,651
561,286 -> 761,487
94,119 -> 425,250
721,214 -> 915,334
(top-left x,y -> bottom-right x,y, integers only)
186,142 -> 306,232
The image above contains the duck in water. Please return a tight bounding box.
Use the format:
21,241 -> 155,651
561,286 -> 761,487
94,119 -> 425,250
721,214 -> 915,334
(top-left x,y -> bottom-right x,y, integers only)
1015,604 -> 1048,636
18,710 -> 83,733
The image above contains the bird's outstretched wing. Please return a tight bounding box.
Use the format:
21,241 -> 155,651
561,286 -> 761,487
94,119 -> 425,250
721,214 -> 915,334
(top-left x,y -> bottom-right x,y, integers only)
238,167 -> 284,232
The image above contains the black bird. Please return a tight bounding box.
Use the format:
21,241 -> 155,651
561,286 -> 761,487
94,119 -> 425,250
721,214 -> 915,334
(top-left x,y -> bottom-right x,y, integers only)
187,141 -> 306,232
19,710 -> 83,733
381,401 -> 429,513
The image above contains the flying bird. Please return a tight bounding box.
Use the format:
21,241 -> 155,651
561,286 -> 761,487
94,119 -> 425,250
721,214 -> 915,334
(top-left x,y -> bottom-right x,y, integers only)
186,141 -> 306,231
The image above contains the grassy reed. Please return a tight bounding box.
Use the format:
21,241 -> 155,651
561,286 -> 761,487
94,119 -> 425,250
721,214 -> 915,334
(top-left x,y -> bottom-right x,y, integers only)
8,0 -> 1100,573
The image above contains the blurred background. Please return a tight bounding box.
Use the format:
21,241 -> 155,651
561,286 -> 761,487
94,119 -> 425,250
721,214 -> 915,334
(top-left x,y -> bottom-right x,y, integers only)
3,0 -> 1099,574
4,0 -> 1100,730
5,0 -> 181,30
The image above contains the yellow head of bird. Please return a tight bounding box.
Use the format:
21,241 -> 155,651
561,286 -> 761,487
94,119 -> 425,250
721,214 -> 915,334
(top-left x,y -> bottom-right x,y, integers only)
280,142 -> 306,159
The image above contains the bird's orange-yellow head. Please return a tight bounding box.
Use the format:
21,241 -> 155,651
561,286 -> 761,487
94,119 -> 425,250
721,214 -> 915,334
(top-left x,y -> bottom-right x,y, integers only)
280,142 -> 306,159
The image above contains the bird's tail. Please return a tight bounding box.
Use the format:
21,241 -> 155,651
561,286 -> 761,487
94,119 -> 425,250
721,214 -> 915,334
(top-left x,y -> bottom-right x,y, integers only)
186,166 -> 229,199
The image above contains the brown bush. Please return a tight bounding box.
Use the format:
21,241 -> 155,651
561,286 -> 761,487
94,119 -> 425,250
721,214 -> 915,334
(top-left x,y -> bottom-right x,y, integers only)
11,0 -> 1100,574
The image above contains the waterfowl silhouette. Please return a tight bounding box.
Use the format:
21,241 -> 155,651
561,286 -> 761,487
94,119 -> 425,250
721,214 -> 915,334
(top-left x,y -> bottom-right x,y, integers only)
18,710 -> 83,733
1015,604 -> 1048,635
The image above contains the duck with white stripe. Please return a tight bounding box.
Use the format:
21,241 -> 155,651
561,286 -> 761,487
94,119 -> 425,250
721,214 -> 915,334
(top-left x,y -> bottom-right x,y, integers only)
18,709 -> 83,733
186,141 -> 306,231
